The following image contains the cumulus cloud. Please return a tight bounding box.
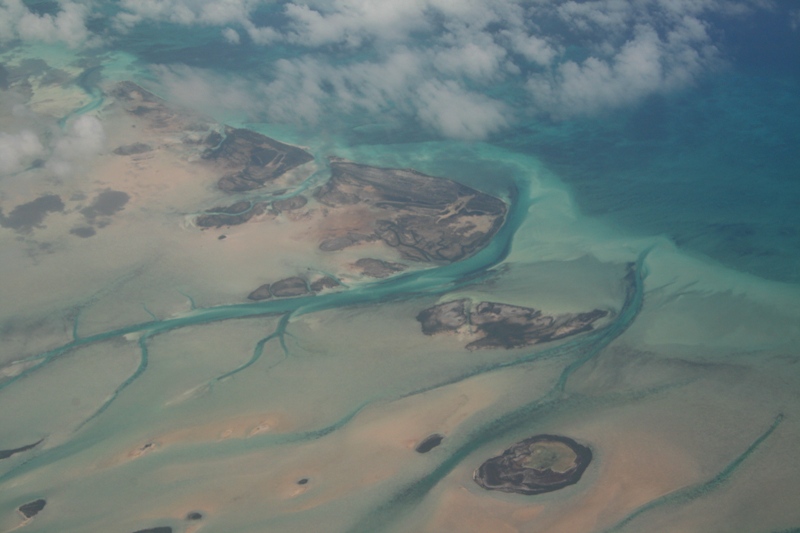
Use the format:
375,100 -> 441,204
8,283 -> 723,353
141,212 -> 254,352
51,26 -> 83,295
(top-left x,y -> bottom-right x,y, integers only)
503,29 -> 560,67
0,0 -> 91,48
153,64 -> 261,122
280,0 -> 432,47
221,27 -> 241,44
530,12 -> 724,116
47,115 -> 106,179
0,130 -> 44,175
433,34 -> 509,81
155,47 -> 508,139
415,80 -> 508,139
114,0 -> 259,30
131,0 -> 776,136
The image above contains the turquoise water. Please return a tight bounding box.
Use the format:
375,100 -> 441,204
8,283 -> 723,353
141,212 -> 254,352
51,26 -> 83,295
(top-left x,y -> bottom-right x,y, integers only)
2,3 -> 800,533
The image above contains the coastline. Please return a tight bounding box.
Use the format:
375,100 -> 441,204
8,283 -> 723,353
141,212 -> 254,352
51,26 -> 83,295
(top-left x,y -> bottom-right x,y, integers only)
1,43 -> 799,533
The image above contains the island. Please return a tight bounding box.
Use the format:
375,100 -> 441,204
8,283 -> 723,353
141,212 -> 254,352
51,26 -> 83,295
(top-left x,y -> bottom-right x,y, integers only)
203,127 -> 314,192
415,434 -> 444,453
0,439 -> 42,460
199,160 -> 508,261
17,499 -> 46,519
473,434 -> 592,495
111,82 -> 509,299
417,299 -> 609,350
247,275 -> 340,301
315,160 -> 507,263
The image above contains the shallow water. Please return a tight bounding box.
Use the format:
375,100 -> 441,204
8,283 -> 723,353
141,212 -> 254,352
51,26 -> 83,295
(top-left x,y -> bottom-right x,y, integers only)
2,6 -> 800,533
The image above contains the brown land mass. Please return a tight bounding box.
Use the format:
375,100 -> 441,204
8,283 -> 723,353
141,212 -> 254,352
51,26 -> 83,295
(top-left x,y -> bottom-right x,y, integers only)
204,128 -> 314,192
315,161 -> 507,263
417,299 -> 609,350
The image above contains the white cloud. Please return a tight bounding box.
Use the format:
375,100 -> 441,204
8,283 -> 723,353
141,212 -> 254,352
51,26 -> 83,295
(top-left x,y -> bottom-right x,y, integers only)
525,5 -> 725,117
0,0 -> 24,43
0,130 -> 44,175
556,0 -> 635,35
503,29 -> 560,67
221,27 -> 241,44
153,64 -> 262,121
115,0 -> 257,28
154,48 -> 507,139
433,35 -> 508,81
134,0 -> 776,136
415,80 -> 508,139
47,115 -> 106,178
0,0 -> 91,48
281,0 -> 432,47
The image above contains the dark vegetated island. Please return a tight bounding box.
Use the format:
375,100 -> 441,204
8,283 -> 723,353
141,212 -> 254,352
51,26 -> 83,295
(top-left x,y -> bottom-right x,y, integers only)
195,194 -> 309,228
113,79 -> 509,294
417,299 -> 608,350
0,439 -> 42,460
18,499 -> 46,518
198,157 -> 508,269
195,200 -> 267,228
354,257 -> 407,278
316,160 -> 508,263
204,127 -> 314,192
415,434 -> 444,453
0,194 -> 64,233
474,435 -> 592,495
248,275 -> 340,301
113,142 -> 152,155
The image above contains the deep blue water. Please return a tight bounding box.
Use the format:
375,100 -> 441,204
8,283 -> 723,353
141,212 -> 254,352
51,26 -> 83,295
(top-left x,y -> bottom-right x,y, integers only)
496,12 -> 800,284
499,69 -> 800,283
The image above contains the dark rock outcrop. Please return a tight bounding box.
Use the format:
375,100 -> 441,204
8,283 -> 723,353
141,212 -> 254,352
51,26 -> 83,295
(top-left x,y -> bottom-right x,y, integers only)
474,435 -> 592,495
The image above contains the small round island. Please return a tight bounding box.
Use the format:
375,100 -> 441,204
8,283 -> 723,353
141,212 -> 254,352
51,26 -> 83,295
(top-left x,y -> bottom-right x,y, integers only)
473,434 -> 592,495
